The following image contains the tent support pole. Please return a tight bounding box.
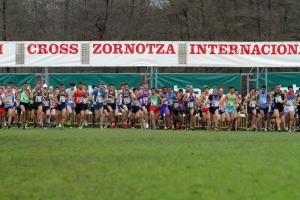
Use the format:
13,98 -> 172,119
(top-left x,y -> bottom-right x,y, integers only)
265,67 -> 268,90
44,67 -> 49,85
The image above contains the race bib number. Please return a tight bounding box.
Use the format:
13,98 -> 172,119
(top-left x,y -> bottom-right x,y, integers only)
77,97 -> 83,103
143,97 -> 148,104
188,102 -> 194,108
124,97 -> 131,104
151,99 -> 158,106
60,96 -> 66,103
228,100 -> 234,107
35,96 -> 42,103
212,101 -> 219,107
249,100 -> 256,108
203,100 -> 210,108
43,101 -> 50,107
260,98 -> 267,104
96,96 -> 103,103
83,98 -> 88,104
173,103 -> 179,109
275,96 -> 282,103
287,100 -> 294,106
108,98 -> 114,104
6,98 -> 13,105
134,101 -> 140,107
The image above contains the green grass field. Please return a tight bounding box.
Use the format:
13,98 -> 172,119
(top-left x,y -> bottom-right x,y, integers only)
1,129 -> 300,200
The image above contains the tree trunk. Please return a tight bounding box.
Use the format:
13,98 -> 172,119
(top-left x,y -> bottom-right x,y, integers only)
233,0 -> 237,39
2,0 -> 7,41
268,0 -> 272,39
256,0 -> 261,38
183,7 -> 190,40
64,0 -> 70,39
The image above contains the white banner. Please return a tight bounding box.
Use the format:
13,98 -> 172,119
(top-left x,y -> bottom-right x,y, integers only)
24,42 -> 81,66
188,42 -> 300,67
90,41 -> 178,66
0,42 -> 15,66
0,41 -> 300,67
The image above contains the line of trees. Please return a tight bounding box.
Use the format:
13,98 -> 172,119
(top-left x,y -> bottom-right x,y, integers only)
0,0 -> 299,41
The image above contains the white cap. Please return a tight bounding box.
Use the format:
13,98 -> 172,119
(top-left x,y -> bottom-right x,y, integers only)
43,84 -> 48,88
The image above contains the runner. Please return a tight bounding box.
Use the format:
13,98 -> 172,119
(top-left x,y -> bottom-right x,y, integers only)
273,84 -> 285,131
106,84 -> 118,128
32,83 -> 44,127
149,88 -> 160,129
3,83 -> 15,128
172,89 -> 184,130
167,87 -> 175,129
66,82 -> 76,127
131,88 -> 141,128
284,85 -> 296,132
138,84 -> 150,129
209,87 -> 221,130
56,84 -> 67,129
119,83 -> 133,128
42,84 -> 51,128
20,83 -> 32,129
245,88 -> 258,131
219,88 -> 226,128
74,82 -> 87,129
92,82 -> 107,128
14,86 -> 22,128
221,86 -> 238,131
200,86 -> 211,130
235,89 -> 242,131
161,87 -> 171,130
258,85 -> 269,131
0,87 -> 5,128
82,83 -> 90,127
183,86 -> 196,130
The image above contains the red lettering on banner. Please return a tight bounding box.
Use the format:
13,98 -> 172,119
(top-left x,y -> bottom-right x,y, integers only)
136,44 -> 146,54
27,44 -> 37,54
0,43 -> 3,54
92,43 -> 176,55
251,44 -> 261,55
219,44 -> 227,54
38,44 -> 48,54
113,44 -> 122,54
103,44 -> 112,54
287,44 -> 298,55
240,44 -> 251,54
277,44 -> 287,55
146,44 -> 155,54
125,44 -> 134,54
27,43 -> 79,54
261,44 -> 270,55
156,44 -> 164,54
93,44 -> 101,54
208,44 -> 218,54
228,44 -> 238,54
69,44 -> 78,54
190,43 -> 300,55
190,44 -> 207,54
166,44 -> 175,54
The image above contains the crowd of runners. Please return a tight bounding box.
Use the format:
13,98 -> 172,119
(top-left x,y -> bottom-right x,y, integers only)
0,81 -> 299,132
